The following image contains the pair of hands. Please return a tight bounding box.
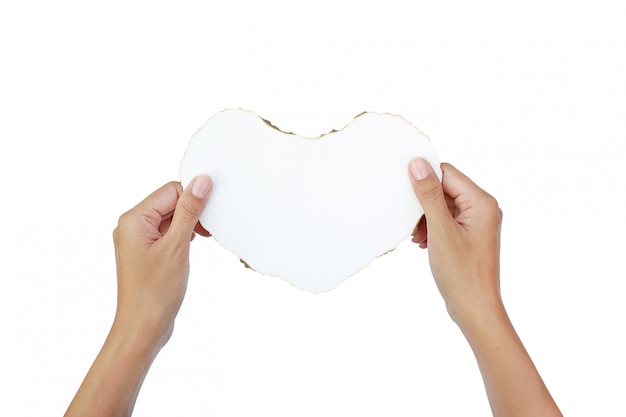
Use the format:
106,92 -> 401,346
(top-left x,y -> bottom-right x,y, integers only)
67,159 -> 561,417
114,158 -> 502,346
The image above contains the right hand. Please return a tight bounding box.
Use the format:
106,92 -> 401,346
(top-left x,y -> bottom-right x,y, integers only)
112,175 -> 212,349
408,158 -> 504,327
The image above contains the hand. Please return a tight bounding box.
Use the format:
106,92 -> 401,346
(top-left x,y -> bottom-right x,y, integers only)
409,158 -> 503,326
65,174 -> 212,417
112,174 -> 213,347
408,158 -> 561,417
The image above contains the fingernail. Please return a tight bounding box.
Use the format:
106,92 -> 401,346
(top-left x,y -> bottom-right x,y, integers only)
190,175 -> 212,199
410,158 -> 430,181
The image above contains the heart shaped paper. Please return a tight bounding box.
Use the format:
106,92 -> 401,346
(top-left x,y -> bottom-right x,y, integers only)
180,109 -> 441,292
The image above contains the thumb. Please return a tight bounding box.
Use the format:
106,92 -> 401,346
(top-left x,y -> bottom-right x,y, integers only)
169,174 -> 213,242
408,158 -> 450,225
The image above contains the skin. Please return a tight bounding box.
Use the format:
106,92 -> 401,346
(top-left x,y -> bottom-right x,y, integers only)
65,161 -> 562,417
64,174 -> 212,417
409,157 -> 562,417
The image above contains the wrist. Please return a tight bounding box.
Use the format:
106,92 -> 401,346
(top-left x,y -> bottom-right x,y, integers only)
446,292 -> 507,336
110,311 -> 171,358
65,315 -> 167,416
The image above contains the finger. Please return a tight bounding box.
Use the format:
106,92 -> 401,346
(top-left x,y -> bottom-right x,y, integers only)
168,175 -> 213,244
132,182 -> 182,230
194,222 -> 211,237
159,216 -> 173,236
412,215 -> 428,245
439,163 -> 495,218
439,163 -> 484,202
445,194 -> 457,217
408,157 -> 452,226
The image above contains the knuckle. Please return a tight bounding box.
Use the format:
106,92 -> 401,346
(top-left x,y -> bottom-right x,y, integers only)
421,182 -> 444,203
114,208 -> 141,238
116,210 -> 134,230
178,199 -> 200,220
481,193 -> 503,224
487,196 -> 500,213
481,191 -> 499,211
113,212 -> 133,246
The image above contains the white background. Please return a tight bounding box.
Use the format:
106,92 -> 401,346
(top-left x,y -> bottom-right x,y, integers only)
1,0 -> 625,415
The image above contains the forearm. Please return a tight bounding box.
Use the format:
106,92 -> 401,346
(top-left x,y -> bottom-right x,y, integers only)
459,299 -> 562,417
64,319 -> 163,417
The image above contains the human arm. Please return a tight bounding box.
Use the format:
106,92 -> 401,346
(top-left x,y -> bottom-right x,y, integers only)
64,174 -> 213,417
408,158 -> 562,417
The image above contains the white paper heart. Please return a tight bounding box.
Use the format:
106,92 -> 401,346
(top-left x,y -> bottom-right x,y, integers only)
180,109 -> 441,292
